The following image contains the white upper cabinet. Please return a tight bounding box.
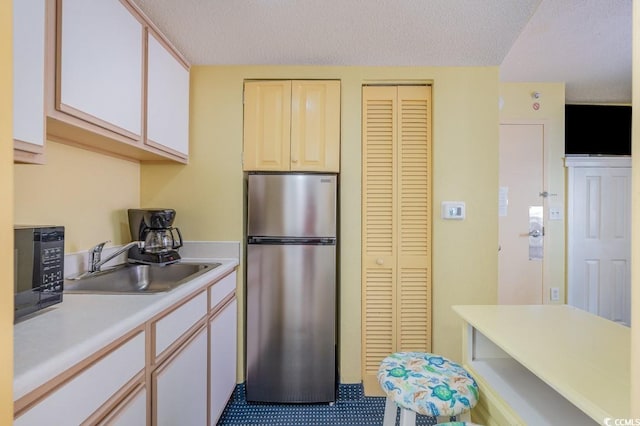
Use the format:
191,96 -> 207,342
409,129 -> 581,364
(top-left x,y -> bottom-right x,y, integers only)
13,0 -> 46,163
59,0 -> 143,139
146,32 -> 190,157
50,0 -> 190,162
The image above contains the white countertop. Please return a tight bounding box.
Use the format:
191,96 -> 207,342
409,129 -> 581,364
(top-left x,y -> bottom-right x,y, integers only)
14,248 -> 239,401
453,304 -> 630,422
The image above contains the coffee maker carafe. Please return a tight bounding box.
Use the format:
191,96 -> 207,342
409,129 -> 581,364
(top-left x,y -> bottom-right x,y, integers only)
127,209 -> 183,265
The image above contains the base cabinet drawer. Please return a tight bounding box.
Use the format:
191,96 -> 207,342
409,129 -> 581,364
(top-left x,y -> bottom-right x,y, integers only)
14,331 -> 145,426
153,290 -> 207,358
95,384 -> 147,426
210,271 -> 237,308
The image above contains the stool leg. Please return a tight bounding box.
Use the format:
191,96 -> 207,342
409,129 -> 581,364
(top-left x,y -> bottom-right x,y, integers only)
383,396 -> 397,426
457,410 -> 471,422
399,408 -> 416,426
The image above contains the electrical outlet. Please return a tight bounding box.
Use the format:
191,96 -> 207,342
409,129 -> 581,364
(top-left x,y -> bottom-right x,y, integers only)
550,287 -> 560,302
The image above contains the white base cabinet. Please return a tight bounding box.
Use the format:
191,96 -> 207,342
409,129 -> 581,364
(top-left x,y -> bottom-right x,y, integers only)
14,269 -> 238,426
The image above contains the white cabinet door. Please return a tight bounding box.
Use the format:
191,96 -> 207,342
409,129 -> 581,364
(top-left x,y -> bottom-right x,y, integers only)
147,32 -> 190,156
210,298 -> 238,424
59,0 -> 142,138
153,326 -> 208,426
13,0 -> 46,149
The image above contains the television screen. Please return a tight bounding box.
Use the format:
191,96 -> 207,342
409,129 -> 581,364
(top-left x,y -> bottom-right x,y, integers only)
565,104 -> 631,155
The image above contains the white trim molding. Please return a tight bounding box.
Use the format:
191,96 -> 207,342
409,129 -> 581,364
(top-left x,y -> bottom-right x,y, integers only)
564,156 -> 631,168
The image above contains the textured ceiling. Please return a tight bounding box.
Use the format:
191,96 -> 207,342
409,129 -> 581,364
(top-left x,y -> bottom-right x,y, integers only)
131,0 -> 632,103
501,0 -> 632,103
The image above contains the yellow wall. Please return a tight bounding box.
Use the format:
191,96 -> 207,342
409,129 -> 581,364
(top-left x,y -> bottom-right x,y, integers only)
141,66 -> 500,383
14,142 -> 140,252
499,82 -> 566,302
0,0 -> 14,422
631,0 -> 639,416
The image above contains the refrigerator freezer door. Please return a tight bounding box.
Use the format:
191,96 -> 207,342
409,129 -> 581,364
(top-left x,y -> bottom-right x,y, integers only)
246,243 -> 336,402
247,173 -> 337,238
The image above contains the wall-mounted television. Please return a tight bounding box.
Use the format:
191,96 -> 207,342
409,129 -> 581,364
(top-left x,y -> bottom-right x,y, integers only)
565,104 -> 631,156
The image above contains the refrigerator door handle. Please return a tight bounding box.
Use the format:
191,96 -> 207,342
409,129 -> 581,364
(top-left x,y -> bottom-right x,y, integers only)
248,236 -> 336,245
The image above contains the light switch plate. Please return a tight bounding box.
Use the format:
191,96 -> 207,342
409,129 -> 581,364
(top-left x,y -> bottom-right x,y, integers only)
549,207 -> 563,221
442,201 -> 466,220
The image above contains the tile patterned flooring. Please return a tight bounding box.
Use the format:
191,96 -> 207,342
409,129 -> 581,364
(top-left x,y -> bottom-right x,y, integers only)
217,383 -> 439,426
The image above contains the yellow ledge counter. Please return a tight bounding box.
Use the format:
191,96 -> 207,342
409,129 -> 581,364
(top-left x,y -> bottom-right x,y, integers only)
452,304 -> 630,425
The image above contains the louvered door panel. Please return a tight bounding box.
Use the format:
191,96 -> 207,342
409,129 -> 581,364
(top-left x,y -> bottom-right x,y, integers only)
397,86 -> 431,352
362,269 -> 394,389
361,87 -> 396,394
398,269 -> 430,349
362,85 -> 431,396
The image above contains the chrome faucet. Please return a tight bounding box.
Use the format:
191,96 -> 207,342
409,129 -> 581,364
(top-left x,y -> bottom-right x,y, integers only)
89,240 -> 144,273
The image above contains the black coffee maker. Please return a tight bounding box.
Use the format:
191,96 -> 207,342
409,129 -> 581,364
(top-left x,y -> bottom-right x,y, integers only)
127,208 -> 183,265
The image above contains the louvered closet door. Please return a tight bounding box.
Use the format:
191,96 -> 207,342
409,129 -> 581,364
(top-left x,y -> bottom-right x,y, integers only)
396,86 -> 432,352
361,85 -> 432,395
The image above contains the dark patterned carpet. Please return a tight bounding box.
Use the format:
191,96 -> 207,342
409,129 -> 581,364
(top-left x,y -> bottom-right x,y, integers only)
217,383 -> 440,426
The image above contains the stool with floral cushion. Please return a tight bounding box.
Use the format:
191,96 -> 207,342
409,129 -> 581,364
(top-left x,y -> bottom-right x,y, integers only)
377,352 -> 479,426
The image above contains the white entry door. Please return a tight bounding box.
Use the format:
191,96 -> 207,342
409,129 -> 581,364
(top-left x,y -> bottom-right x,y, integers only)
498,124 -> 544,304
566,158 -> 631,325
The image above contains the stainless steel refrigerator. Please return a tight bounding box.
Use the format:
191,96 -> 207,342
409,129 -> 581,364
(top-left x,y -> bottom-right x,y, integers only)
246,173 -> 337,403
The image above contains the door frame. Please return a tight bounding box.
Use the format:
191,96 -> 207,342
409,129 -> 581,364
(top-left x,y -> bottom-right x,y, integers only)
499,120 -> 553,302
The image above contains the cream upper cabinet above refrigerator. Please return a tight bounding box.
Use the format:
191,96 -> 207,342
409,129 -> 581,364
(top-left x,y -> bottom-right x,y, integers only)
146,32 -> 190,158
13,0 -> 46,164
58,0 -> 143,140
243,80 -> 340,172
290,80 -> 340,172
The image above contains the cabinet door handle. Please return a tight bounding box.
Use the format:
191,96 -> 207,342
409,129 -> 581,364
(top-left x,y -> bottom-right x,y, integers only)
376,258 -> 384,265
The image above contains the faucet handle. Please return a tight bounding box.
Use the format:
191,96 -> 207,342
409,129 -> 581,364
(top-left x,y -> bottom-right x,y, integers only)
89,240 -> 110,267
88,240 -> 110,273
91,240 -> 110,254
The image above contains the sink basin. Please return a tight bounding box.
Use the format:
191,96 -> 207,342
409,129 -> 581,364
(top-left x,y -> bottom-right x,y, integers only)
64,262 -> 221,294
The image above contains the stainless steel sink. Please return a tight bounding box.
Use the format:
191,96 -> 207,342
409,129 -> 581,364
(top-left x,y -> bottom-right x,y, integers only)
64,262 -> 221,294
